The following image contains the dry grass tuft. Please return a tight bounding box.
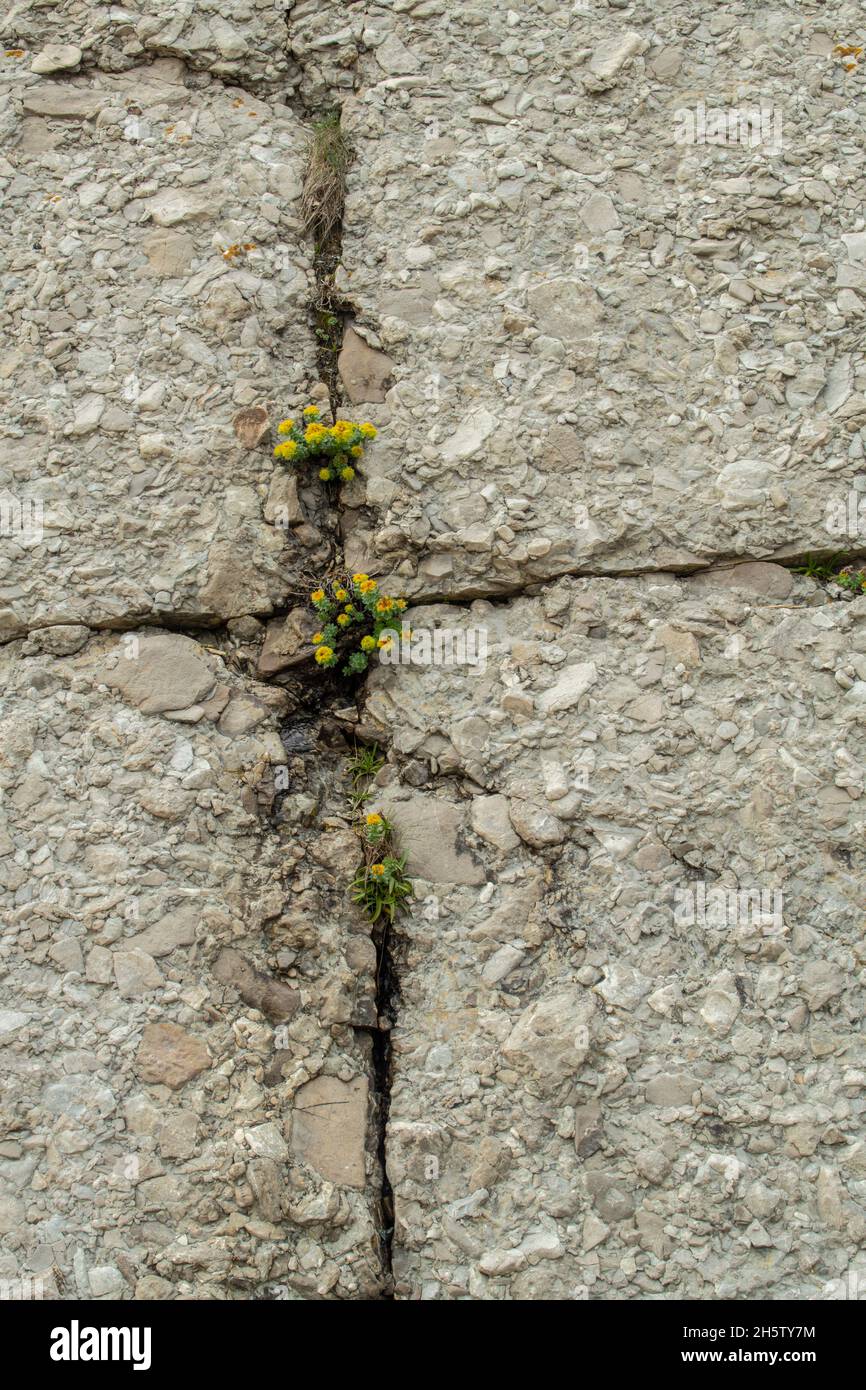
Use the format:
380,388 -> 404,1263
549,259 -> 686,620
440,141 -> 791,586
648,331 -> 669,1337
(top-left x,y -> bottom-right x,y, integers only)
301,112 -> 351,244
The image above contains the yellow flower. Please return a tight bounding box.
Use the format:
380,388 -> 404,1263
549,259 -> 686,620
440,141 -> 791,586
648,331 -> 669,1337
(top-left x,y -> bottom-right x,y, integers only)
376,597 -> 393,613
343,605 -> 356,616
311,589 -> 325,603
352,572 -> 369,584
360,423 -> 377,439
319,467 -> 332,481
305,423 -> 326,443
277,419 -> 295,433
350,445 -> 363,457
331,420 -> 353,438
360,635 -> 376,651
396,599 -> 407,610
311,631 -> 324,643
303,405 -> 320,417
314,646 -> 333,664
335,588 -> 348,601
274,440 -> 298,460
340,466 -> 355,481
337,613 -> 350,627
370,863 -> 385,877
366,813 -> 383,826
360,579 -> 378,595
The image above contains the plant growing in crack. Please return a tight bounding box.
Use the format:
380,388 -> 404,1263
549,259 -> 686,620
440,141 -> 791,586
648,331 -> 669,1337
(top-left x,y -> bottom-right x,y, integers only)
347,761 -> 412,926
301,111 -> 351,244
272,403 -> 377,489
300,109 -> 355,415
308,572 -> 408,676
792,553 -> 866,592
347,742 -> 384,812
833,565 -> 866,595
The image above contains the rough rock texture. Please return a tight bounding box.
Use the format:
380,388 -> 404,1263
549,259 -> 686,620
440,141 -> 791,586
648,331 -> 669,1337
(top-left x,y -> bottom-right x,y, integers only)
1,0 -> 865,1304
363,578 -> 866,1299
335,4 -> 866,596
0,631 -> 384,1299
1,49 -> 316,638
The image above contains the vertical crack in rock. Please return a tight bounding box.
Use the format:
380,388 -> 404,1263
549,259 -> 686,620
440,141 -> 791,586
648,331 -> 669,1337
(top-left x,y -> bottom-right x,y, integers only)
270,31 -> 397,1291
301,109 -> 354,419
367,910 -> 401,1295
284,9 -> 358,419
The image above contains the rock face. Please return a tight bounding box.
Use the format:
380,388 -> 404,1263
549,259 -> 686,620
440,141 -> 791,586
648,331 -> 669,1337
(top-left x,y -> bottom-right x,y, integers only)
1,0 -> 865,1308
365,580 -> 866,1300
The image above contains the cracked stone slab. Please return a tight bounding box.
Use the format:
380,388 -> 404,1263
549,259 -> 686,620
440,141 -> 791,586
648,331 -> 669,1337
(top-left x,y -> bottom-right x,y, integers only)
1,58 -> 316,639
0,630 -> 384,1299
334,5 -> 866,596
361,574 -> 866,1300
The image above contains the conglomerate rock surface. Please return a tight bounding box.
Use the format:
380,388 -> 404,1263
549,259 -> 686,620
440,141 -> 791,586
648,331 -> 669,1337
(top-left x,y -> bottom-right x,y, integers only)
0,0 -> 864,1301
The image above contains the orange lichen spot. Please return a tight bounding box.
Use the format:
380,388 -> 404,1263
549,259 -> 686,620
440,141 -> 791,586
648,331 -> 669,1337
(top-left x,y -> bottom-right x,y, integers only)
243,243 -> 256,251
5,49 -> 25,58
232,98 -> 244,107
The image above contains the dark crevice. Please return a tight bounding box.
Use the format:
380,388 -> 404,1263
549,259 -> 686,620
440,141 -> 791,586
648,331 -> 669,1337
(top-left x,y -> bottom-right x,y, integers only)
6,542 -> 866,651
366,914 -> 401,1297
301,112 -> 354,418
274,42 -> 399,1294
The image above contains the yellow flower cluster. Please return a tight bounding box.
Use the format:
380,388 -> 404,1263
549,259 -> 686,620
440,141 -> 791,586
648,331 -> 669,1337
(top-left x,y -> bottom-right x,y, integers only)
271,406 -> 377,486
307,574 -> 408,676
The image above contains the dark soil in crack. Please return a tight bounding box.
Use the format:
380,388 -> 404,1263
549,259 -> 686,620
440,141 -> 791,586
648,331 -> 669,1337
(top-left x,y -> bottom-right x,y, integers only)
369,915 -> 401,1298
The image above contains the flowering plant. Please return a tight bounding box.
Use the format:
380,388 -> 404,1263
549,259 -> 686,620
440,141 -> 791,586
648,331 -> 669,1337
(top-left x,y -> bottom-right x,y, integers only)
350,793 -> 412,925
272,404 -> 377,485
309,573 -> 407,676
351,853 -> 412,924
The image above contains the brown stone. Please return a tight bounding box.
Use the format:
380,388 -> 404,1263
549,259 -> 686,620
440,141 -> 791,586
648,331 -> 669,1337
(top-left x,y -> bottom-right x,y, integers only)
291,1076 -> 368,1188
337,324 -> 395,404
377,794 -> 486,885
98,633 -> 216,715
257,609 -> 315,677
231,405 -> 270,449
212,947 -> 299,1021
687,562 -> 794,599
135,1023 -> 211,1089
264,471 -> 303,527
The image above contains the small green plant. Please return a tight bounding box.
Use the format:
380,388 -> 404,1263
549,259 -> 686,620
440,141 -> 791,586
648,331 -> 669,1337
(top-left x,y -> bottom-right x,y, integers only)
272,403 -> 377,488
792,554 -> 866,593
834,566 -> 866,594
350,809 -> 412,924
347,742 -> 384,811
345,748 -> 413,925
792,553 -> 846,581
308,572 -> 408,676
351,852 -> 413,924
